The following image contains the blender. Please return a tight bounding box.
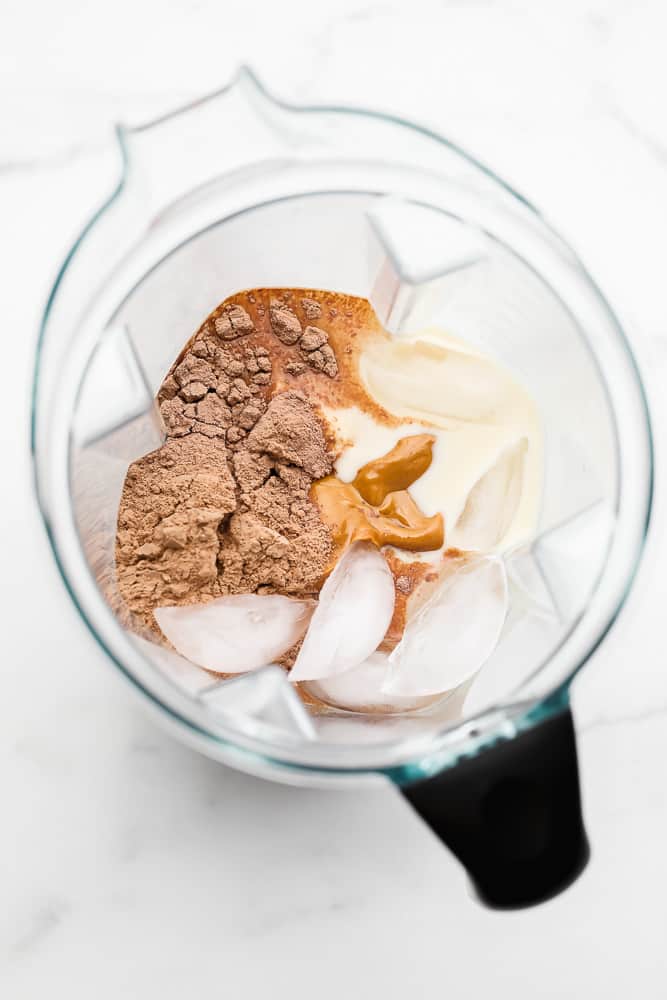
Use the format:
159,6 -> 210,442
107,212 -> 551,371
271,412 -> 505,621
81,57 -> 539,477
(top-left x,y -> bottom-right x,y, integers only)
31,68 -> 653,908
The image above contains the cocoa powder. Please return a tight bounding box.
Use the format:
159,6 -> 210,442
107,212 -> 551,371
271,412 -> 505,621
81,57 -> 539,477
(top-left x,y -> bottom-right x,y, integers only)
116,301 -> 335,634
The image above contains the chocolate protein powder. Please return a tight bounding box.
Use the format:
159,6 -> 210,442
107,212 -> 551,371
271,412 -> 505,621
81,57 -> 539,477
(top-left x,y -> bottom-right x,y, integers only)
115,295 -> 337,636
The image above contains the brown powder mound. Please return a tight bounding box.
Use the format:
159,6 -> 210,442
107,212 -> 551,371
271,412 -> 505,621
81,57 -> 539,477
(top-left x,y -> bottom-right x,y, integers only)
156,311 -> 275,448
116,364 -> 334,632
220,394 -> 333,596
115,435 -> 237,629
217,509 -> 329,597
245,390 -> 331,479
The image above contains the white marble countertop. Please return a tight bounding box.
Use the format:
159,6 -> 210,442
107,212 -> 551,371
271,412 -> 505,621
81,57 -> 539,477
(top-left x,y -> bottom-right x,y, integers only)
3,1 -> 667,996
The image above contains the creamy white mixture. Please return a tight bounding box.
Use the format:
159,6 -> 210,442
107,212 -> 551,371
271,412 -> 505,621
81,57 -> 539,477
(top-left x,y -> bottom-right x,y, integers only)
324,327 -> 543,558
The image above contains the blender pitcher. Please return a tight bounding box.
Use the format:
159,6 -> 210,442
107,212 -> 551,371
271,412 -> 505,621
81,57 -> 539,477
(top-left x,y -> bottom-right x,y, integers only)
31,68 -> 653,909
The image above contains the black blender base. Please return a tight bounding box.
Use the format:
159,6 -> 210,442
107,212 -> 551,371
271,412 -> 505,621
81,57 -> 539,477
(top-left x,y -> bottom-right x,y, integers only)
402,706 -> 590,909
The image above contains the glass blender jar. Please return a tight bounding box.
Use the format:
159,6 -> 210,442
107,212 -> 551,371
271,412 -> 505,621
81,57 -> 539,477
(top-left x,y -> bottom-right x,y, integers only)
31,68 -> 653,908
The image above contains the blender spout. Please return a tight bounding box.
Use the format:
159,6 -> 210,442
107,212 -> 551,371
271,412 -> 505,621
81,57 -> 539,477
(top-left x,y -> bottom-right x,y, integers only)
401,703 -> 590,908
112,66 -> 309,219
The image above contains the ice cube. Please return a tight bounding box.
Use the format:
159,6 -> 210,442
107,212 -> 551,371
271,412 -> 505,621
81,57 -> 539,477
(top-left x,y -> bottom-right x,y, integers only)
385,557 -> 508,696
289,542 -> 395,681
154,594 -> 314,674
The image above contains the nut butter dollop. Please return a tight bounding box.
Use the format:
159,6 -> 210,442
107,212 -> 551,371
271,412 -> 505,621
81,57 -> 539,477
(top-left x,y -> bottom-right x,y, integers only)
312,434 -> 444,555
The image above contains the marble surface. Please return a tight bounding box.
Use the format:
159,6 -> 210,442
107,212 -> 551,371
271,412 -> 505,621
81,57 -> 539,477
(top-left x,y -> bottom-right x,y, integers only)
3,1 -> 667,996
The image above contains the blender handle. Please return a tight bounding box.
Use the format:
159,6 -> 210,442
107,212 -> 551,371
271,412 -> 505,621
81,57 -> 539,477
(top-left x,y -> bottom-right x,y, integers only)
401,705 -> 590,908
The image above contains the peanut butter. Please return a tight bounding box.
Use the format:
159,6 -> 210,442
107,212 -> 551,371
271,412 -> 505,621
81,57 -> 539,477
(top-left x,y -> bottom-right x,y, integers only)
352,434 -> 436,505
312,435 -> 444,555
